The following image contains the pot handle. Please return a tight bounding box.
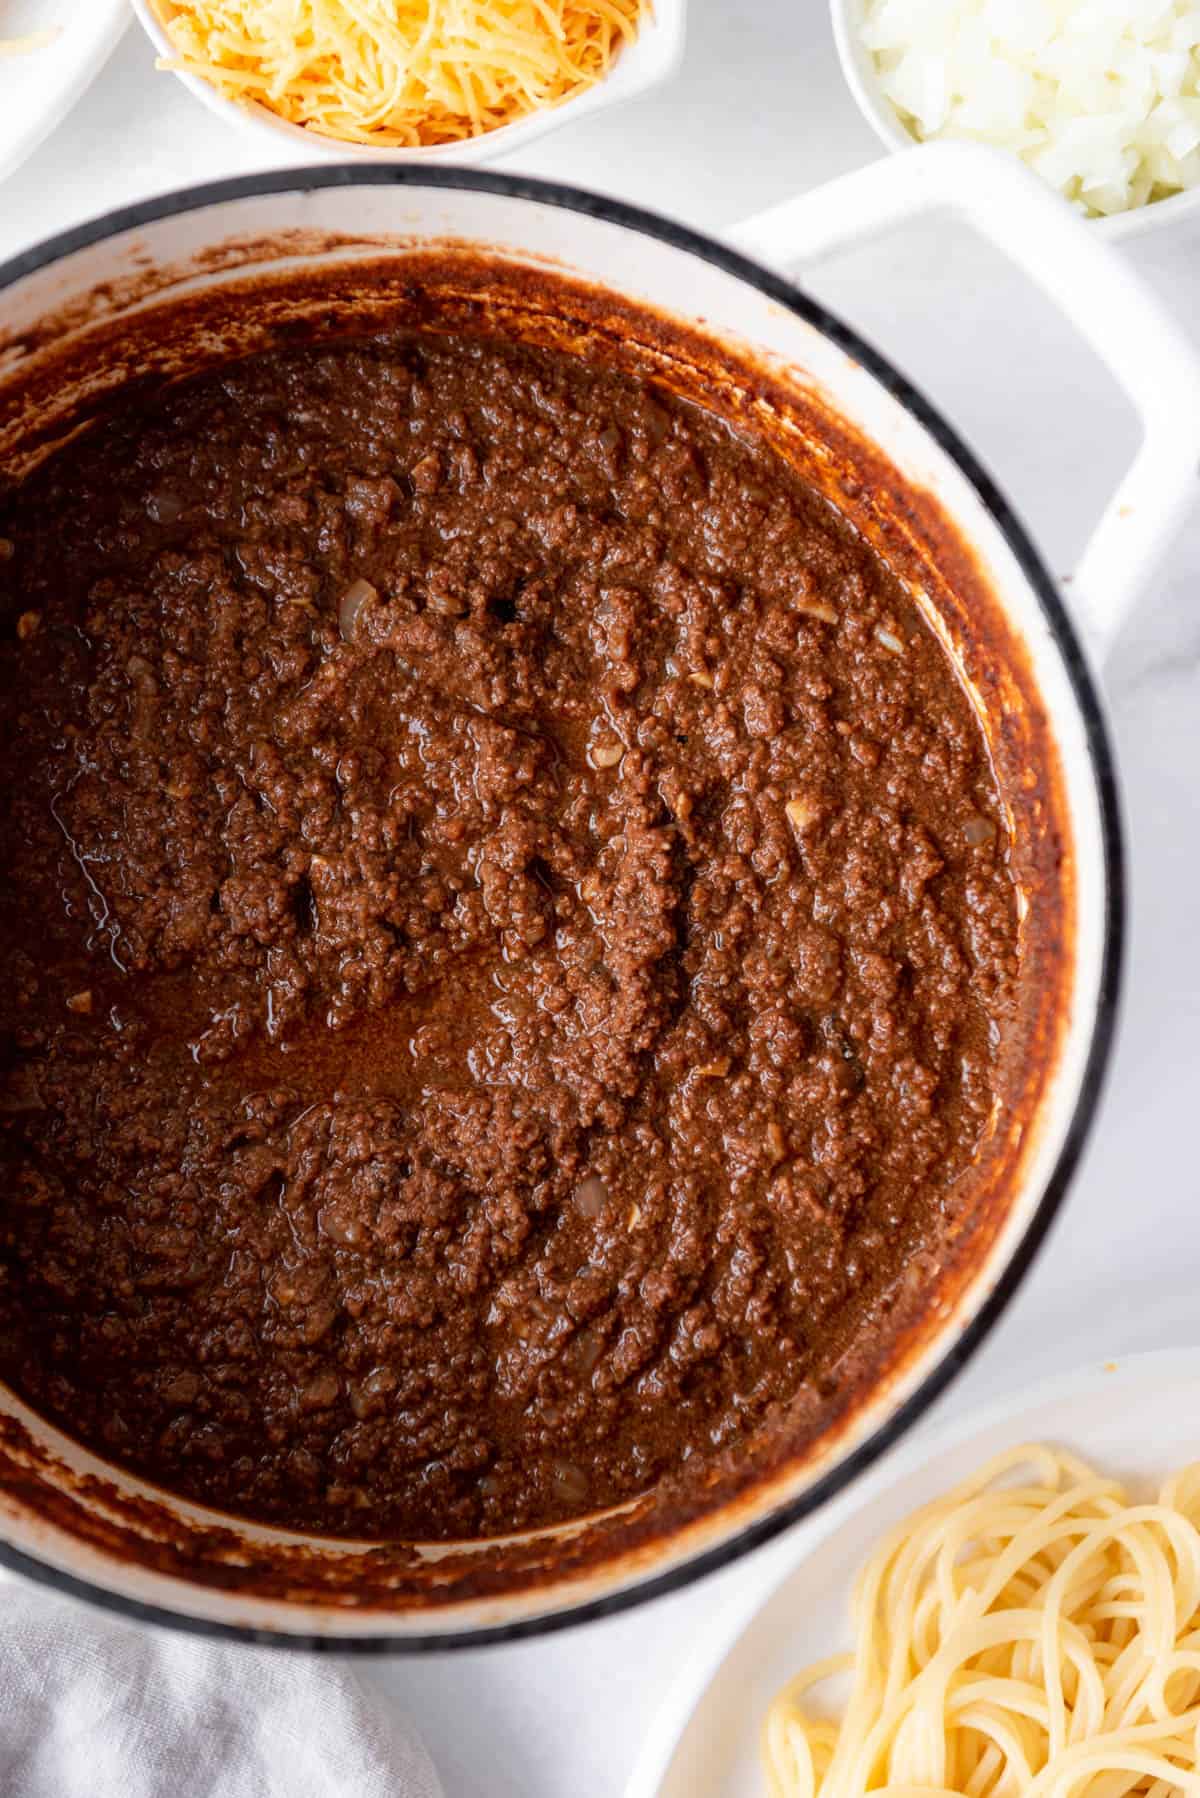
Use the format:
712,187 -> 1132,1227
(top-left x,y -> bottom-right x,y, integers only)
726,140 -> 1200,655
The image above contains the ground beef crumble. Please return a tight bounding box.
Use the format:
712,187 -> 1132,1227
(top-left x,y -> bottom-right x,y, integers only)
0,331 -> 1018,1538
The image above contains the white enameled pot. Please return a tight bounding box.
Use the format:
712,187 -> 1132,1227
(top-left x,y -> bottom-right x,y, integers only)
0,146 -> 1196,1650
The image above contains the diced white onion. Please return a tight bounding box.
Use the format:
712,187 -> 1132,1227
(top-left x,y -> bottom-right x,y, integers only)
860,0 -> 1200,216
338,578 -> 377,642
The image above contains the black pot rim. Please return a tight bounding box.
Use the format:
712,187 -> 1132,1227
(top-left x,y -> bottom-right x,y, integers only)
0,163 -> 1125,1655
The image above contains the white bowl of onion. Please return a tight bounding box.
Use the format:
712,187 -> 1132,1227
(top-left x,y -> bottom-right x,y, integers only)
832,0 -> 1200,235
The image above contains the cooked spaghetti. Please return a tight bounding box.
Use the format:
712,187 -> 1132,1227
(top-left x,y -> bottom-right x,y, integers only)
762,1444 -> 1200,1798
157,0 -> 647,147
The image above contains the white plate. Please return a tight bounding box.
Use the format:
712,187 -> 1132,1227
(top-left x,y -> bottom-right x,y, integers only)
627,1349 -> 1200,1798
0,1 -> 128,186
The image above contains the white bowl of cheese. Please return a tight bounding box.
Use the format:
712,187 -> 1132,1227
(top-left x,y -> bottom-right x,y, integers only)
133,0 -> 687,164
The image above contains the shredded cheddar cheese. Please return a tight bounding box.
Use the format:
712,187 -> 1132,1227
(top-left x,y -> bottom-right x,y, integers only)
156,0 -> 648,147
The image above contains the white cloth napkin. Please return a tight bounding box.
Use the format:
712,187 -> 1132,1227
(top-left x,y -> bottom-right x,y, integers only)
0,1573 -> 443,1798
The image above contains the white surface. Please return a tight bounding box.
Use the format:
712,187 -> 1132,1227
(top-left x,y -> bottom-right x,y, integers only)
1,7 -> 1198,1796
628,1351 -> 1200,1797
130,0 -> 686,166
0,0 -> 127,184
